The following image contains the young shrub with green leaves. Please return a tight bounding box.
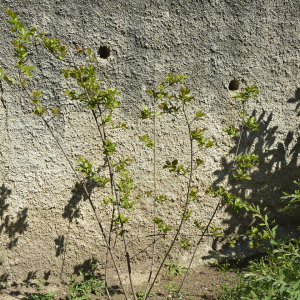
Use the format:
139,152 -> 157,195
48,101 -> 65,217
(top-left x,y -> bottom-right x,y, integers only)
2,7 -> 134,300
217,206 -> 300,300
138,73 -> 215,299
1,7 -> 277,300
171,84 -> 261,298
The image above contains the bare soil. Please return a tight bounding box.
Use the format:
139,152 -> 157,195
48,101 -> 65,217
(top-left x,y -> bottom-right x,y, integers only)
0,263 -> 241,300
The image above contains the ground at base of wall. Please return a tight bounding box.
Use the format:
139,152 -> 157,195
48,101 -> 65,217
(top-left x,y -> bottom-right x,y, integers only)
0,263 -> 240,300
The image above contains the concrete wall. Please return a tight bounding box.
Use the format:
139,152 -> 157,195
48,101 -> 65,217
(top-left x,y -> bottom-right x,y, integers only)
0,0 -> 299,285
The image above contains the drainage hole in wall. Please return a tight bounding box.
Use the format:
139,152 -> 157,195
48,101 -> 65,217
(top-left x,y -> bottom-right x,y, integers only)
228,80 -> 239,91
98,46 -> 110,59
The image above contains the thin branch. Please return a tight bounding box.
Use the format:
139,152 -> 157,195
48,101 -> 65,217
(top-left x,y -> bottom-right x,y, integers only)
104,190 -> 116,300
99,101 -> 119,300
188,117 -> 196,127
92,108 -> 137,300
131,236 -> 162,261
176,102 -> 247,297
143,96 -> 157,300
127,233 -> 214,245
145,103 -> 194,300
275,249 -> 300,258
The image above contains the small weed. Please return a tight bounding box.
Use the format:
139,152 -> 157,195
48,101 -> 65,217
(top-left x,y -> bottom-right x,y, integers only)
28,291 -> 57,300
164,261 -> 187,280
37,278 -> 44,291
136,288 -> 155,300
233,255 -> 242,267
180,289 -> 190,297
200,291 -> 209,299
29,278 -> 57,300
67,258 -> 105,300
218,260 -> 230,273
114,290 -> 120,300
166,282 -> 189,299
210,254 -> 230,274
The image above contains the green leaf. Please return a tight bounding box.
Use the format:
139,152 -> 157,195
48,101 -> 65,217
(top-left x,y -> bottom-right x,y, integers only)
165,73 -> 186,86
33,105 -> 47,115
223,125 -> 240,136
51,107 -> 61,115
79,295 -> 91,300
180,238 -> 191,249
103,139 -> 116,156
232,84 -> 260,103
156,195 -> 167,202
139,134 -> 155,147
210,224 -> 223,237
146,190 -> 153,197
194,219 -> 205,230
245,116 -> 259,132
196,159 -> 205,166
195,110 -> 206,120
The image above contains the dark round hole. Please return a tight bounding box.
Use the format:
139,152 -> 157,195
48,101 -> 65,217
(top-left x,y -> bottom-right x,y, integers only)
98,46 -> 110,59
228,80 -> 239,91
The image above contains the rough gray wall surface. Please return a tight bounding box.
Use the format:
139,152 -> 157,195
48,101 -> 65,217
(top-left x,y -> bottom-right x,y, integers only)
0,0 -> 299,284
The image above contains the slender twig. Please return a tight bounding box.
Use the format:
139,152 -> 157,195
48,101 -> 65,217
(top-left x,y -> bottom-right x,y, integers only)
249,207 -> 274,239
95,105 -> 137,298
127,233 -> 214,244
91,108 -> 137,300
275,249 -> 300,258
94,104 -> 114,300
104,196 -> 115,300
143,97 -> 158,300
44,115 -> 56,124
176,102 -> 247,297
188,117 -> 196,127
145,103 -> 194,300
232,102 -> 246,166
99,108 -> 118,296
131,236 -> 162,261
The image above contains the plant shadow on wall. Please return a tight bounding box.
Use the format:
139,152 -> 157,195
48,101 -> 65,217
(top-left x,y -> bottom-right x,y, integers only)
57,181 -> 99,279
0,184 -> 28,250
0,184 -> 31,292
62,181 -> 99,222
204,104 -> 300,260
0,184 -> 10,290
288,87 -> 300,115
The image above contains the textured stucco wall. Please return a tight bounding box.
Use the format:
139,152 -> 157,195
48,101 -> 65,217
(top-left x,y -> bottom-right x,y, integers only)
0,0 -> 299,285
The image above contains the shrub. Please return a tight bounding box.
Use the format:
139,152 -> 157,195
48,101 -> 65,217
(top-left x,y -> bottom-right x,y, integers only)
217,231 -> 300,299
0,7 -> 278,300
217,190 -> 300,299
